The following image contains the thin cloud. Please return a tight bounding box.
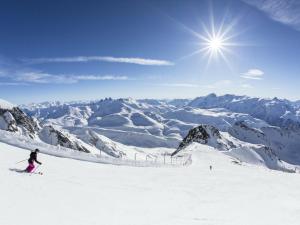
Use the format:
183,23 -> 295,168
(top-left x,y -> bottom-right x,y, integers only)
4,71 -> 128,84
158,80 -> 233,89
159,83 -> 200,88
22,56 -> 174,66
15,72 -> 76,84
203,80 -> 233,89
0,82 -> 29,86
76,75 -> 128,81
243,0 -> 300,31
241,69 -> 264,80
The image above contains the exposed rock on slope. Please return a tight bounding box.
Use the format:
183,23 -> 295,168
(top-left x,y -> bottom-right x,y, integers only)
172,124 -> 236,156
0,104 -> 39,138
39,126 -> 90,153
172,124 -> 294,172
19,94 -> 300,166
71,129 -> 124,157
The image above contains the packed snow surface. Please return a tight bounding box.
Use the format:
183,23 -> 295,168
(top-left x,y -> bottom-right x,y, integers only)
1,142 -> 300,225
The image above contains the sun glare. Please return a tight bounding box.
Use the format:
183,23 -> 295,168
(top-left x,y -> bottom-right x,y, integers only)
174,8 -> 244,68
208,37 -> 224,51
195,21 -> 240,68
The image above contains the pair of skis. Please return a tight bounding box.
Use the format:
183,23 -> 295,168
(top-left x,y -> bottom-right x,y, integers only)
9,167 -> 44,175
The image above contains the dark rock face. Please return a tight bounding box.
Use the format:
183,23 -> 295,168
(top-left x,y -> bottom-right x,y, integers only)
172,124 -> 237,156
0,107 -> 39,137
178,125 -> 211,148
231,121 -> 266,138
40,126 -> 90,153
172,125 -> 221,156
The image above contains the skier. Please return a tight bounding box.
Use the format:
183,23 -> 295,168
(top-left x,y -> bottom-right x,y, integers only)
25,149 -> 42,173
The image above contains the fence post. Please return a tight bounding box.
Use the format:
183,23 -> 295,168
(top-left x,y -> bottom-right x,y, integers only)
99,149 -> 102,157
134,153 -> 137,165
171,156 -> 173,164
164,154 -> 166,165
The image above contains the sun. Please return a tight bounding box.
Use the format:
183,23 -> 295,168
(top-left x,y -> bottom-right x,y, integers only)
199,29 -> 232,59
207,37 -> 224,51
194,21 -> 241,68
173,8 -> 244,68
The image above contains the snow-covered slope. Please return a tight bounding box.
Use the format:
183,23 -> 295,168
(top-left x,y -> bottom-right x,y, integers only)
172,124 -> 295,172
0,102 -> 39,138
39,125 -> 91,153
189,93 -> 300,130
1,142 -> 300,225
1,99 -> 179,159
21,94 -> 300,167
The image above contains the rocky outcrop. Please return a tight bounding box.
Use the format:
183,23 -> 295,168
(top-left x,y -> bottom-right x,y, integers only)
0,107 -> 39,138
75,129 -> 124,158
172,124 -> 236,156
39,126 -> 90,153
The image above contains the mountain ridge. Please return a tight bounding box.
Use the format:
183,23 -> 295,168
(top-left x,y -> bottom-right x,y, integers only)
1,93 -> 300,171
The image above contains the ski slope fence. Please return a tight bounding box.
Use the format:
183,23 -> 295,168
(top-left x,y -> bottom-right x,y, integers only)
0,130 -> 192,167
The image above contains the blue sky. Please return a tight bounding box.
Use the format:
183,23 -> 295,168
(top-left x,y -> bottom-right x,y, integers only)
0,0 -> 300,104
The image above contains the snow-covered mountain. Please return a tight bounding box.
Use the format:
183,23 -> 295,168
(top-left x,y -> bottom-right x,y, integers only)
1,93 -> 300,171
189,93 -> 300,131
0,99 -> 119,156
172,124 -> 294,172
0,99 -> 176,164
0,99 -> 39,138
19,94 -> 300,169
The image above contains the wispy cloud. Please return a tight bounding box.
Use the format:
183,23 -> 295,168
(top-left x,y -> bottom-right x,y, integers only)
22,56 -> 174,66
0,82 -> 28,86
2,71 -> 129,84
243,0 -> 300,31
15,72 -> 76,84
159,83 -> 200,88
202,80 -> 233,89
241,69 -> 264,80
157,80 -> 233,89
75,75 -> 128,81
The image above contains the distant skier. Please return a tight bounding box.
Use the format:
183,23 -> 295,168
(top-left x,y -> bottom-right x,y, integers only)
25,149 -> 42,173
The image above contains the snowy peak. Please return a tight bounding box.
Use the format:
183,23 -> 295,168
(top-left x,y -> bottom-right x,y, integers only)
189,93 -> 300,130
173,124 -> 294,172
0,106 -> 39,138
172,124 -> 236,156
15,94 -> 300,170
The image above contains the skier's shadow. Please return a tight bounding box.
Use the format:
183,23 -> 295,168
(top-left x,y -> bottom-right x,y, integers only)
9,168 -> 26,173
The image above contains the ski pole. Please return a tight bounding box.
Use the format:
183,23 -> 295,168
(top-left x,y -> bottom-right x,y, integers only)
15,159 -> 27,164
